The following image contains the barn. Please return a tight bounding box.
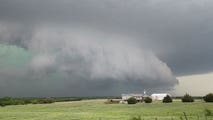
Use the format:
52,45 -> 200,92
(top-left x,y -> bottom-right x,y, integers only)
151,93 -> 171,101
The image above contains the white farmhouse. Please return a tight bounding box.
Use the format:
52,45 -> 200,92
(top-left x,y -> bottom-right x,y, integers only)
151,93 -> 171,101
121,94 -> 143,102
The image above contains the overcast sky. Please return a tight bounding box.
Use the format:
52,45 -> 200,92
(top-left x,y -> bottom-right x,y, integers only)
0,0 -> 212,97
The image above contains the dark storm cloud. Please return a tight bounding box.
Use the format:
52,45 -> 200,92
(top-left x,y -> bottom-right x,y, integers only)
1,0 -> 213,75
0,27 -> 177,97
0,0 -> 212,96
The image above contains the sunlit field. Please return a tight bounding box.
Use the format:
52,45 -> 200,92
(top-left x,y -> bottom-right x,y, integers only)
0,99 -> 212,120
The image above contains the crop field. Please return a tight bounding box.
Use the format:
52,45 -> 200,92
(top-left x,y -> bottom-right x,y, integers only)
0,99 -> 212,120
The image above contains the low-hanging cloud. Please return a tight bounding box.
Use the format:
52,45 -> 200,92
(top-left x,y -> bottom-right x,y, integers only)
0,25 -> 177,97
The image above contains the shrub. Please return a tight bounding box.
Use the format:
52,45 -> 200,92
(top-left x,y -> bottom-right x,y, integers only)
203,93 -> 213,102
127,97 -> 137,104
163,95 -> 173,103
144,97 -> 152,103
181,93 -> 194,102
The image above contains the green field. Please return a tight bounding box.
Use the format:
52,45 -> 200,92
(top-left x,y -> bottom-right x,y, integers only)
0,99 -> 212,120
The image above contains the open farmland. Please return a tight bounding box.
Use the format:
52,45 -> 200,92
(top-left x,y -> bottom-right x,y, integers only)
0,99 -> 212,120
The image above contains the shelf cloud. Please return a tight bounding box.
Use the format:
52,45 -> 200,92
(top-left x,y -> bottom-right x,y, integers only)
0,0 -> 213,96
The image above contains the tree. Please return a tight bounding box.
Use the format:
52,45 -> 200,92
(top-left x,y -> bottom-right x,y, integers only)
163,95 -> 173,103
127,97 -> 137,104
181,93 -> 194,102
203,93 -> 213,102
144,97 -> 152,103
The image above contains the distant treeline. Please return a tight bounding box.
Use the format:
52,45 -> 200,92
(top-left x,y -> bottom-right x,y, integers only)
0,97 -> 55,106
0,96 -> 120,107
0,97 -> 84,106
1,94 -> 212,107
172,96 -> 204,99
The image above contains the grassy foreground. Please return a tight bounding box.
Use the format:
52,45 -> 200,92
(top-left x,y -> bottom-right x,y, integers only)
0,99 -> 212,120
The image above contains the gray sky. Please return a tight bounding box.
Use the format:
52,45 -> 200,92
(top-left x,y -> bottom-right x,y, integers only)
0,0 -> 212,97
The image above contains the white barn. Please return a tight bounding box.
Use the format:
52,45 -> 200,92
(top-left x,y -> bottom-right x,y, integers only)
151,93 -> 171,101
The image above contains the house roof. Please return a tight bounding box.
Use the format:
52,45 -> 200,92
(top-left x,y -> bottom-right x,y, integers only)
151,93 -> 171,96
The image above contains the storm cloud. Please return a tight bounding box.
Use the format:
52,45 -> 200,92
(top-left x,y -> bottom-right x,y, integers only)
0,0 -> 212,97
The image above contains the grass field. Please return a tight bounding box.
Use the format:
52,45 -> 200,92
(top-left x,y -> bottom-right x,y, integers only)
0,99 -> 212,120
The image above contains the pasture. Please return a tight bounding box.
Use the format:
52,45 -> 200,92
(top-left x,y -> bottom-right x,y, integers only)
0,99 -> 212,120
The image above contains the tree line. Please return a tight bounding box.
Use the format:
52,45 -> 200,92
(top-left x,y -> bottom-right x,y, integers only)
127,93 -> 213,104
0,97 -> 83,106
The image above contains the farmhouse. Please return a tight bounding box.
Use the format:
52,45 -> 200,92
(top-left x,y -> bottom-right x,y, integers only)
121,94 -> 144,102
151,93 -> 171,101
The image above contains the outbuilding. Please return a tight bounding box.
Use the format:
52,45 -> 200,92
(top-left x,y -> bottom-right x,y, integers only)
151,93 -> 171,101
121,94 -> 144,102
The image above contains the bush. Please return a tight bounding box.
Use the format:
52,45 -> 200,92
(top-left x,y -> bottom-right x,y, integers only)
203,93 -> 213,102
127,97 -> 137,104
144,97 -> 152,103
181,93 -> 194,102
163,95 -> 173,103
